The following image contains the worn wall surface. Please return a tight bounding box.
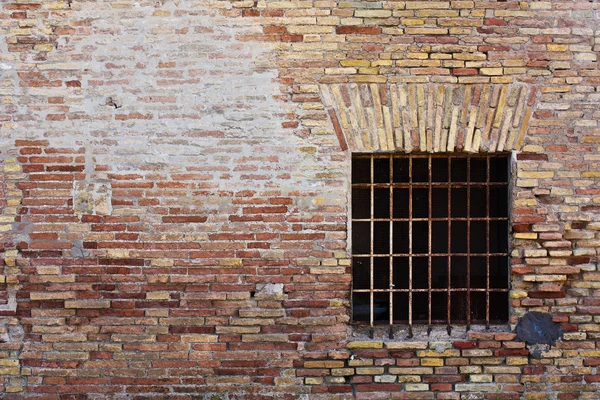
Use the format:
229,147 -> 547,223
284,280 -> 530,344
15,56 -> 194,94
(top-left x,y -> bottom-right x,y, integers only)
1,0 -> 600,398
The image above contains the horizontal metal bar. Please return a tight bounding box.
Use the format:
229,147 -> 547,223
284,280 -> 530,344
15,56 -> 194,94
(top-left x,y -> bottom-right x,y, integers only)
354,288 -> 509,293
352,217 -> 509,222
352,253 -> 508,257
355,319 -> 507,325
353,154 -> 510,159
353,183 -> 509,188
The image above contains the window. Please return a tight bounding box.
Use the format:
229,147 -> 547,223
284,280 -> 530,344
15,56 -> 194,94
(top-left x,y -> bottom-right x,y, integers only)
351,154 -> 510,334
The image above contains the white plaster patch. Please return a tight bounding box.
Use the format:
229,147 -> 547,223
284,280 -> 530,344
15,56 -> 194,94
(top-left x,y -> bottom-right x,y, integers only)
73,181 -> 112,216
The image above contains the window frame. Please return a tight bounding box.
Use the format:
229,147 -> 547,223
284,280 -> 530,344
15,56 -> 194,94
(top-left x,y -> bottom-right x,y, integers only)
350,153 -> 511,336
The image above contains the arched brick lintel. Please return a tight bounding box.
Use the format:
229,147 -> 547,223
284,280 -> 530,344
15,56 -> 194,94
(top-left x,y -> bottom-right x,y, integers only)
321,83 -> 538,153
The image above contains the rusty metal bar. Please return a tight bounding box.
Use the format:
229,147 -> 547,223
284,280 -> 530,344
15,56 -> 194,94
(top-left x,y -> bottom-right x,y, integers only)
354,288 -> 509,292
466,157 -> 471,330
408,154 -> 413,338
370,156 -> 374,333
353,183 -> 508,188
486,155 -> 491,329
428,156 -> 433,331
353,252 -> 507,257
389,156 -> 394,338
447,156 -> 452,333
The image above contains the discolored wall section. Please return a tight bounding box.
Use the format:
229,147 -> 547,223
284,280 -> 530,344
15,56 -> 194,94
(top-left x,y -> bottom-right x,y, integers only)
1,0 -> 600,399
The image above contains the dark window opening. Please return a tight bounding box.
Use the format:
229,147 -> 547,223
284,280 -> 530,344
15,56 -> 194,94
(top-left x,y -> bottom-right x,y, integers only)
351,154 -> 510,331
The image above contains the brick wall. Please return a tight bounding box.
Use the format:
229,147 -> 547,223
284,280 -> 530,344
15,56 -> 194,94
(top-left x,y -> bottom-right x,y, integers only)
1,0 -> 600,398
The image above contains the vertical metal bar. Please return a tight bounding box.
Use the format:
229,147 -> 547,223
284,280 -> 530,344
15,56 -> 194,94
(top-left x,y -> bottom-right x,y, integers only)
504,155 -> 511,322
389,155 -> 394,337
447,156 -> 452,333
408,154 -> 413,338
428,156 -> 432,331
466,157 -> 471,330
486,156 -> 491,329
370,156 -> 374,332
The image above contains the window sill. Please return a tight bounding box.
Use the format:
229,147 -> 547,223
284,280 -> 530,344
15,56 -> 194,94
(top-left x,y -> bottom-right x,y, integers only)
349,323 -> 513,343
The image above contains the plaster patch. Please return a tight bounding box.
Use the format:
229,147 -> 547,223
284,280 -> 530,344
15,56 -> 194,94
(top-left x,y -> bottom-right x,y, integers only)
73,181 -> 112,216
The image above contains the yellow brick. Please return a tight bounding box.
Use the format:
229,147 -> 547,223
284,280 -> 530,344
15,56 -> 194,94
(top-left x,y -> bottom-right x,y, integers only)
515,233 -> 538,240
304,361 -> 326,368
547,44 -> 568,52
0,368 -> 21,375
580,350 -> 600,357
385,342 -> 428,350
65,300 -> 111,308
305,377 -> 323,385
349,359 -> 374,366
325,361 -> 345,368
350,75 -> 387,83
517,170 -> 554,179
542,86 -> 571,93
18,19 -> 37,27
507,356 -> 528,365
31,292 -> 76,301
397,375 -> 421,383
356,367 -> 385,375
10,28 -> 32,35
355,10 -> 392,18
34,44 -> 54,52
421,358 -> 444,366
406,1 -> 450,9
332,368 -> 355,376
340,60 -> 370,67
347,341 -> 383,349
310,267 -> 345,274
358,67 -> 379,75
517,179 -> 538,187
36,267 -> 60,275
417,350 -> 460,358
44,1 -> 70,9
480,68 -> 503,76
151,258 -> 174,267
403,19 -> 425,26
514,199 -> 536,206
470,374 -> 493,383
389,367 -> 433,375
107,249 -> 130,258
3,164 -> 21,173
371,60 -> 393,67
275,377 -> 295,386
0,360 -> 19,367
416,10 -> 459,17
146,291 -> 171,300
220,258 -> 243,267
406,28 -> 449,35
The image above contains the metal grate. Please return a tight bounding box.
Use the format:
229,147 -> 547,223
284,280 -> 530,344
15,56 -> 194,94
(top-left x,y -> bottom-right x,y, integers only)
351,154 -> 510,337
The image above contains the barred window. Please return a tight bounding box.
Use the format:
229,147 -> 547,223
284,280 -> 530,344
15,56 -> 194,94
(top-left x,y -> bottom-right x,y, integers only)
351,154 -> 510,334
